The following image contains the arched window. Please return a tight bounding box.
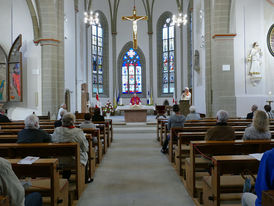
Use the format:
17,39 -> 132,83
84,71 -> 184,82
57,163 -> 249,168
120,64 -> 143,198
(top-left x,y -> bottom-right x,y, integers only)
157,12 -> 176,96
122,48 -> 142,94
91,11 -> 108,96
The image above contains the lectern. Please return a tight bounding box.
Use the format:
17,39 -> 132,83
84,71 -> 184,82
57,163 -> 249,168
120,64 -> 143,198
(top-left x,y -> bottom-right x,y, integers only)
179,100 -> 190,116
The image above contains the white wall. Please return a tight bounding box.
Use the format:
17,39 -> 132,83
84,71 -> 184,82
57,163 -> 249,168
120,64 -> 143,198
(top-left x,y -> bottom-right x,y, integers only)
233,0 -> 274,117
0,0 -> 42,120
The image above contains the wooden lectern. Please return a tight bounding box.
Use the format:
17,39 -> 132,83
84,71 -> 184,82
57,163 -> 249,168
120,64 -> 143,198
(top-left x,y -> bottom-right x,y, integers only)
179,100 -> 190,116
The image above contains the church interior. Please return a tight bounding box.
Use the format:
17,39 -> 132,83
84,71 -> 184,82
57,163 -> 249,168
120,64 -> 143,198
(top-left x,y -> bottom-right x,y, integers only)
0,0 -> 274,206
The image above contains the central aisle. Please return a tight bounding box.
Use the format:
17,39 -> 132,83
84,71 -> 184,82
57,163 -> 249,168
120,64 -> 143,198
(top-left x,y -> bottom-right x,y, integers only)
77,130 -> 195,206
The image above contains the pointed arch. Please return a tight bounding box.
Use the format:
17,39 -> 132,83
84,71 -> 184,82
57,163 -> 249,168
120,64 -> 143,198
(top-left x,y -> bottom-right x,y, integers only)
91,10 -> 109,97
157,11 -> 177,97
118,41 -> 146,98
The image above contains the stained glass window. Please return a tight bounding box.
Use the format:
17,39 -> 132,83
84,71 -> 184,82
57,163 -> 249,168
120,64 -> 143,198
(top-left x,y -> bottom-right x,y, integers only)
92,23 -> 104,94
122,48 -> 142,94
162,18 -> 175,94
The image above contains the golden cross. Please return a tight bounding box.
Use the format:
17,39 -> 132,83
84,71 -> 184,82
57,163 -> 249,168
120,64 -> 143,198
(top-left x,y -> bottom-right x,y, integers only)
122,5 -> 148,49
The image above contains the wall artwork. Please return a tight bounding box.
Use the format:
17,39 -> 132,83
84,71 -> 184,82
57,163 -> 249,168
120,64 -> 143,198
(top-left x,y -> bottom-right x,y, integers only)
267,24 -> 274,57
0,46 -> 8,102
8,35 -> 22,102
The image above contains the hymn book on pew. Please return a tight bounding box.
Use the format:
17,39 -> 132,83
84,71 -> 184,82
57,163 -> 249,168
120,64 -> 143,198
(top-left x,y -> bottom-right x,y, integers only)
249,153 -> 263,161
17,156 -> 39,164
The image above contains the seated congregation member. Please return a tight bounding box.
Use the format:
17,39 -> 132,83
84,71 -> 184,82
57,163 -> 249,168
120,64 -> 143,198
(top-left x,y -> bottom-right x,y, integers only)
263,104 -> 274,119
243,110 -> 271,140
205,110 -> 235,141
161,104 -> 186,153
0,157 -> 42,206
0,109 -> 11,122
51,113 -> 89,179
186,106 -> 201,120
57,103 -> 67,120
17,114 -> 51,143
80,113 -> 96,129
54,109 -> 66,128
241,148 -> 274,206
92,107 -> 105,122
246,104 -> 258,119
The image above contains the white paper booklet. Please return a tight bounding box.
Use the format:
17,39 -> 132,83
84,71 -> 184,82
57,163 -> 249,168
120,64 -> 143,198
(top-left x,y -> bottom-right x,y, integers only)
17,156 -> 39,165
249,153 -> 263,161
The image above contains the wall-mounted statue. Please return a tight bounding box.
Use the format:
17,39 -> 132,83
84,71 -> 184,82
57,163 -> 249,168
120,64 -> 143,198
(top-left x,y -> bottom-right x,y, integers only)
247,42 -> 263,86
194,50 -> 200,72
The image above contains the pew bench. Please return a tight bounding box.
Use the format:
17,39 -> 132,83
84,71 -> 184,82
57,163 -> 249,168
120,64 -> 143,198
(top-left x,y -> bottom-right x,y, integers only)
0,143 -> 85,200
262,190 -> 274,206
9,158 -> 68,206
185,140 -> 274,201
203,155 -> 260,206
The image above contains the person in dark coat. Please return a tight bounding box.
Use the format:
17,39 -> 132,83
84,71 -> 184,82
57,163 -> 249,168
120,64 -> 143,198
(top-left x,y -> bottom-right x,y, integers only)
92,108 -> 105,122
205,110 -> 235,141
17,114 -> 51,143
54,109 -> 66,128
0,109 -> 11,122
246,104 -> 258,119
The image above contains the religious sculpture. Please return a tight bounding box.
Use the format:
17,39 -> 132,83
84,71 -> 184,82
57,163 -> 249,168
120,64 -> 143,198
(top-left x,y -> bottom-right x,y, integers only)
247,42 -> 263,86
122,4 -> 148,49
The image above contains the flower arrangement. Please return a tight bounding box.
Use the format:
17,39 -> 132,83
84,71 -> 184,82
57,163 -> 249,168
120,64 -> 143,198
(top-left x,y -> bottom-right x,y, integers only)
103,101 -> 114,114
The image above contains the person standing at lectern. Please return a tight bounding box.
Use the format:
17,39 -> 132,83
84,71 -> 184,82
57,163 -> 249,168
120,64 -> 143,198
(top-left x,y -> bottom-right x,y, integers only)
181,87 -> 191,101
130,92 -> 141,105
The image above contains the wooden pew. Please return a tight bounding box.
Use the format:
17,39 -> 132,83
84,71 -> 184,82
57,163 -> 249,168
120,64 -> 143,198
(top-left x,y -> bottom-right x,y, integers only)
0,134 -> 96,181
186,140 -> 274,199
0,128 -> 54,135
175,131 -> 274,176
93,121 -> 111,148
0,196 -> 9,206
262,190 -> 274,206
203,155 -> 260,206
157,118 -> 167,142
82,128 -> 103,164
9,158 -> 67,206
0,143 -> 84,200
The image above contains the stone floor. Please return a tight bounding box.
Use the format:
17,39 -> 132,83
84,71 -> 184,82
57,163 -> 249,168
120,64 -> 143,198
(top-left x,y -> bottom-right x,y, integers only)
77,129 -> 194,206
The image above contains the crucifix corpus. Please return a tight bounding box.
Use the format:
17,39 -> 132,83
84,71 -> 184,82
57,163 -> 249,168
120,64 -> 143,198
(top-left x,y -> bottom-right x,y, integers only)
122,3 -> 148,49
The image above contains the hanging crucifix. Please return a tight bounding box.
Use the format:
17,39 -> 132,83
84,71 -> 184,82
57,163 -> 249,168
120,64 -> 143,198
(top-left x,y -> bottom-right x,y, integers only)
122,0 -> 148,49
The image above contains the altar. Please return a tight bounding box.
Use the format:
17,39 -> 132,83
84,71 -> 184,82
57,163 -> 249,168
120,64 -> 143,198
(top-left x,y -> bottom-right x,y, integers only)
116,105 -> 155,122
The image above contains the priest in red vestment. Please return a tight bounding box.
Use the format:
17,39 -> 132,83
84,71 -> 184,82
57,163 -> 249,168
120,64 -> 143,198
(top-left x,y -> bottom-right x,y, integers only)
130,93 -> 141,105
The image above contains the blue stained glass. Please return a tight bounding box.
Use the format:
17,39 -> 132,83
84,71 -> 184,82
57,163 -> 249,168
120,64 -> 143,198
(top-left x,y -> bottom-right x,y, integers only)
121,48 -> 142,94
169,38 -> 174,50
163,84 -> 168,93
170,83 -> 175,93
93,86 -> 97,93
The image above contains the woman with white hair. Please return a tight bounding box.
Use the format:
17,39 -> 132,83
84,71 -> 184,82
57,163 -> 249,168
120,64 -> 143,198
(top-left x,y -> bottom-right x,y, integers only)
186,106 -> 201,120
17,114 -> 51,143
243,110 -> 271,140
51,113 -> 89,180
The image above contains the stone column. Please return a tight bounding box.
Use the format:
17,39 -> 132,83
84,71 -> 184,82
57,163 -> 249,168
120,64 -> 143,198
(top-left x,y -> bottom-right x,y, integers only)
35,0 -> 64,117
205,0 -> 236,117
148,32 -> 153,102
112,33 -> 117,100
